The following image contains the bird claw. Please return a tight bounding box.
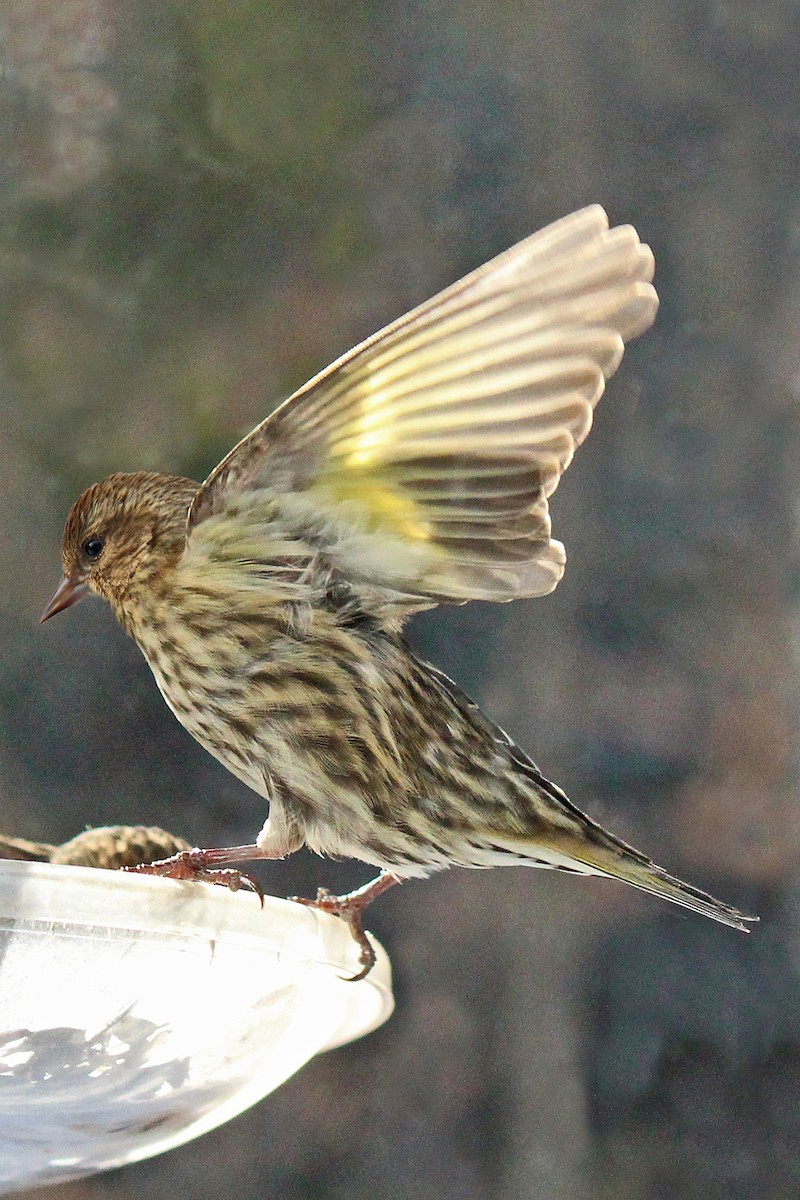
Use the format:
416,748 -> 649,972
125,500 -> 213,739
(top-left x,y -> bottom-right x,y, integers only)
123,849 -> 265,905
288,888 -> 376,981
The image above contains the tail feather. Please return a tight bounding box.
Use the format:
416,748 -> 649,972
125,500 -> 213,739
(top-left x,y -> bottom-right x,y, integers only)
489,751 -> 759,931
0,834 -> 53,862
487,828 -> 757,932
550,836 -> 757,932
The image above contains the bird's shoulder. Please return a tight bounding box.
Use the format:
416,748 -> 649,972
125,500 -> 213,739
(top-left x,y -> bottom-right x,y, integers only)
178,486 -> 434,629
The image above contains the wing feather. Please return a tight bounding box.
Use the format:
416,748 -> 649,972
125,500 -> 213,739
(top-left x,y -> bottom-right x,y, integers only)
186,206 -> 657,605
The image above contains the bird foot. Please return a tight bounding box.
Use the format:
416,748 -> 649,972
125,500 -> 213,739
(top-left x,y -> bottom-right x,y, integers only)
288,871 -> 401,982
289,887 -> 376,981
123,848 -> 264,904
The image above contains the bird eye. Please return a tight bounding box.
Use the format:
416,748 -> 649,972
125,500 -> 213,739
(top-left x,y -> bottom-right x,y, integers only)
83,536 -> 104,560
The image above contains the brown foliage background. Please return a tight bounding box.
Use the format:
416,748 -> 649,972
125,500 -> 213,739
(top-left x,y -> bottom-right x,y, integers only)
2,1 -> 798,1197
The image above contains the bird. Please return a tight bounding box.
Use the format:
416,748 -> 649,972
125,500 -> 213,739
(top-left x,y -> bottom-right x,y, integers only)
41,206 -> 757,977
0,825 -> 192,869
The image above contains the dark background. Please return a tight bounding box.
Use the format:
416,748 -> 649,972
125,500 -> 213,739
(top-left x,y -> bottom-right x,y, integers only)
2,1 -> 799,1197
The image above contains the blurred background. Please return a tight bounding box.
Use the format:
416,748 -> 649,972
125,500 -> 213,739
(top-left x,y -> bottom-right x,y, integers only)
2,0 -> 799,1197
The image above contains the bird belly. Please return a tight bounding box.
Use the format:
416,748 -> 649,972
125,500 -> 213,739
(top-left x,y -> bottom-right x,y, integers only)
136,607 -> 593,876
145,663 -> 271,800
143,647 -> 416,861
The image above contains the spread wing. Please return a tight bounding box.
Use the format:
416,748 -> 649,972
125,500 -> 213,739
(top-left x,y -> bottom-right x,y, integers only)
185,206 -> 657,605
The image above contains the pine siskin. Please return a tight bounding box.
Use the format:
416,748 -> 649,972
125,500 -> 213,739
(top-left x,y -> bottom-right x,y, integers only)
0,826 -> 192,869
42,207 -> 757,976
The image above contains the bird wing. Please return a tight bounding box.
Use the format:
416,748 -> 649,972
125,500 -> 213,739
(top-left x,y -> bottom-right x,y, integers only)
185,206 -> 657,604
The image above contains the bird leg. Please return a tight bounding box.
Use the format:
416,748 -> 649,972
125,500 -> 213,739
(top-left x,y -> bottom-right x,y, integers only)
289,870 -> 402,981
122,813 -> 305,898
125,835 -> 400,982
123,843 -> 267,902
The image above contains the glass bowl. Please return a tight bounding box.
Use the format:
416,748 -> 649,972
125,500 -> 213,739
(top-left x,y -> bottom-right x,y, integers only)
0,860 -> 393,1193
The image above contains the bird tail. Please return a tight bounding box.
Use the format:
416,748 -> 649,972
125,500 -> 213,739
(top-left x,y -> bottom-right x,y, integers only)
552,832 -> 756,931
0,833 -> 52,862
488,822 -> 757,932
482,753 -> 759,931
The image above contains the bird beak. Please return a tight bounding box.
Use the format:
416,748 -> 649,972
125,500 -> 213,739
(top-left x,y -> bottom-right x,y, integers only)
40,575 -> 89,623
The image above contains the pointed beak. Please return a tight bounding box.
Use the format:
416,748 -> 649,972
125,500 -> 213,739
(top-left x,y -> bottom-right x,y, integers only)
40,575 -> 90,623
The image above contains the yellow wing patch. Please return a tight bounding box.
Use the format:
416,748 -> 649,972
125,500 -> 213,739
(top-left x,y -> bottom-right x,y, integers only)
188,206 -> 658,605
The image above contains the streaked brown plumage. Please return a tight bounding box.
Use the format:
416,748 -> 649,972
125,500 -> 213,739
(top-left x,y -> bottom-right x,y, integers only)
0,826 -> 191,869
42,207 -> 757,972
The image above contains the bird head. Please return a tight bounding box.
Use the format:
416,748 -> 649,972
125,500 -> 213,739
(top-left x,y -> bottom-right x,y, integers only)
41,471 -> 198,622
